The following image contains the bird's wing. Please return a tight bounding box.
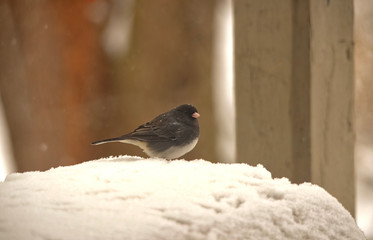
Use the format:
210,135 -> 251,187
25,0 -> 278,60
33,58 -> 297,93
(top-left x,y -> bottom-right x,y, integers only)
124,118 -> 181,142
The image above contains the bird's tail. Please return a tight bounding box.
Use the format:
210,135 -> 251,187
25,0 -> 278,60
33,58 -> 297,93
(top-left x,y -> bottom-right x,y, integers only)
91,136 -> 125,145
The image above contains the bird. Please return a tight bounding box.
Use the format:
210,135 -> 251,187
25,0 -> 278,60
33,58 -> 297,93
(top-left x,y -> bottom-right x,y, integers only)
92,104 -> 200,159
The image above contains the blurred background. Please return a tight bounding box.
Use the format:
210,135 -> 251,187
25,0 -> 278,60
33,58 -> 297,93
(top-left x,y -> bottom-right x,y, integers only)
355,0 -> 373,238
0,0 -> 372,238
0,0 -> 235,175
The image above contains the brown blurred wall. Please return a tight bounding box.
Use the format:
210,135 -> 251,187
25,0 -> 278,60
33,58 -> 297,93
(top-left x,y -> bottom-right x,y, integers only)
0,0 -> 111,171
0,0 -> 217,172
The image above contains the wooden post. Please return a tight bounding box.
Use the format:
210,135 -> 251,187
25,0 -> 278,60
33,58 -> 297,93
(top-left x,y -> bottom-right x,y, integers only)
310,0 -> 355,216
234,0 -> 311,182
234,0 -> 355,215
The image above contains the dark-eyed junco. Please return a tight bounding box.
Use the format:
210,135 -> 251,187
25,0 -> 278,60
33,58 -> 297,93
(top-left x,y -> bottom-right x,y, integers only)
92,104 -> 200,159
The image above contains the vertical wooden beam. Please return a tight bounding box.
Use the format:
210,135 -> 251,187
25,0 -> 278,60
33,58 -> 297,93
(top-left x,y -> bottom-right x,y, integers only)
310,0 -> 355,215
290,0 -> 311,183
234,0 -> 355,215
234,0 -> 311,182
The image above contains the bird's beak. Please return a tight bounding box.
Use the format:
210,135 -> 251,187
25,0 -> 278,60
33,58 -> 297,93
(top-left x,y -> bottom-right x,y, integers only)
192,112 -> 200,119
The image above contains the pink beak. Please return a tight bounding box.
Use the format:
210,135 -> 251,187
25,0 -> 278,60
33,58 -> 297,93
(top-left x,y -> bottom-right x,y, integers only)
192,112 -> 200,119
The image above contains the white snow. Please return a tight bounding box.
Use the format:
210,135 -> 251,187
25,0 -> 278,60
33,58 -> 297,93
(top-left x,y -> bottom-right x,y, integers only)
0,156 -> 365,240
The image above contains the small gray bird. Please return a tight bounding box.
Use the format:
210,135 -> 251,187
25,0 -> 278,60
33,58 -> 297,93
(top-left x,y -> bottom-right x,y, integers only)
92,104 -> 200,159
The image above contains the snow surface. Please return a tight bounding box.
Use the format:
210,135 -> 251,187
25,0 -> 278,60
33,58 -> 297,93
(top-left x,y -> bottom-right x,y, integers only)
0,156 -> 365,240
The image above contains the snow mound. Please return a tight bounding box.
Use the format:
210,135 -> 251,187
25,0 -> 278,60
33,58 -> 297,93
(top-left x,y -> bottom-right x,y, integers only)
0,156 -> 365,240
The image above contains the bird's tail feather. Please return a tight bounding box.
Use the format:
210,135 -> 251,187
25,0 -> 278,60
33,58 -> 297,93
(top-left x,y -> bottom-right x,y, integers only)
91,136 -> 125,145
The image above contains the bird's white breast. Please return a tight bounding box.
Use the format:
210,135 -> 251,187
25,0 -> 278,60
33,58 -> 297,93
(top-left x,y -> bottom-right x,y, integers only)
156,138 -> 199,159
121,138 -> 198,159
